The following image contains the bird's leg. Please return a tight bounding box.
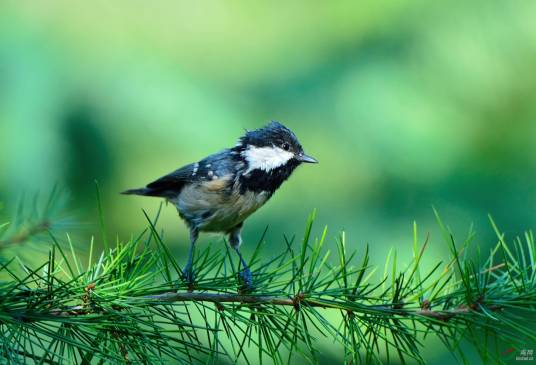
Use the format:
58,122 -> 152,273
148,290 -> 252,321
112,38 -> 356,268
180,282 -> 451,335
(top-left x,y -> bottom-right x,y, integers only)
182,228 -> 198,284
229,224 -> 253,288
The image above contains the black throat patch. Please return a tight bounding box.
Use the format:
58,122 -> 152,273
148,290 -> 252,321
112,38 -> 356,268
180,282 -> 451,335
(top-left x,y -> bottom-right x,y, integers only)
238,159 -> 300,194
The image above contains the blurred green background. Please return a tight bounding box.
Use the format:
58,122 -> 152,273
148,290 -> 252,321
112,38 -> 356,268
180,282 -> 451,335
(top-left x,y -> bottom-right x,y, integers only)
1,1 -> 535,363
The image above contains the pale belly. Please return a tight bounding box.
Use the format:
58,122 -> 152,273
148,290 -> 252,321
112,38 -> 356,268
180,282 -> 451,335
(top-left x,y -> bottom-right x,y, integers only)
172,181 -> 271,233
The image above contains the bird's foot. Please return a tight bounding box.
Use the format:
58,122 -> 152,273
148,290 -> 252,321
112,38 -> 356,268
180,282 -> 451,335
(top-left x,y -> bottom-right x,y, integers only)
238,267 -> 254,292
181,267 -> 196,286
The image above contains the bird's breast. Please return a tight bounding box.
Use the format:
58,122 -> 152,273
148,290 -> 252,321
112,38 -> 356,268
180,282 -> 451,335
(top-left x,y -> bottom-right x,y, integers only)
173,176 -> 271,232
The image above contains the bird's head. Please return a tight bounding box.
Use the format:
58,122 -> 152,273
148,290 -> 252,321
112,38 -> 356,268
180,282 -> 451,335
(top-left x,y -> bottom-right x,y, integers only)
236,121 -> 318,174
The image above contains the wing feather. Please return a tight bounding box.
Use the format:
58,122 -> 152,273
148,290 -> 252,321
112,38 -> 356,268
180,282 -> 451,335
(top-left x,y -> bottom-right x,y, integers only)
122,150 -> 237,198
144,163 -> 197,196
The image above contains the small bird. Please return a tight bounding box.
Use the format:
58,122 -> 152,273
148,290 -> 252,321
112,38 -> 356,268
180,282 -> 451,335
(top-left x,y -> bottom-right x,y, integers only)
122,121 -> 317,286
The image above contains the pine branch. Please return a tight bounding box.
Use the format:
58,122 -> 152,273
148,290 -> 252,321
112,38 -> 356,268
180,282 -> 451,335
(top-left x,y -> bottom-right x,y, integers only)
0,220 -> 51,247
0,187 -> 70,250
28,290 -> 502,322
0,203 -> 535,364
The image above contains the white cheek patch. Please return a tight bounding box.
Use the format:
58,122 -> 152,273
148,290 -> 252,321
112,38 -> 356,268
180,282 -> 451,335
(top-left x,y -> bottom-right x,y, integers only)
242,146 -> 294,173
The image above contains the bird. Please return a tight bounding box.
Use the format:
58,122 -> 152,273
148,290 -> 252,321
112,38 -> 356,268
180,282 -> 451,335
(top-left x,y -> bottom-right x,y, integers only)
122,121 -> 318,287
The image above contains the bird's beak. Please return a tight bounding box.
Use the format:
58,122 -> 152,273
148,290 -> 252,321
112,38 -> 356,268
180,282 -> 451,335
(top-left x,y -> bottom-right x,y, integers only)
297,153 -> 318,164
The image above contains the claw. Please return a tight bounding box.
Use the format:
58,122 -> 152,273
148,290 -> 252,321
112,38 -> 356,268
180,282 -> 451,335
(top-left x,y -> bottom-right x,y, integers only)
182,267 -> 195,285
238,267 -> 254,291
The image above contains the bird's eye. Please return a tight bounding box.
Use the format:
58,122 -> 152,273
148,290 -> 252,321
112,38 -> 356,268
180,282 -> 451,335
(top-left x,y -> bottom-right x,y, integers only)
282,143 -> 290,151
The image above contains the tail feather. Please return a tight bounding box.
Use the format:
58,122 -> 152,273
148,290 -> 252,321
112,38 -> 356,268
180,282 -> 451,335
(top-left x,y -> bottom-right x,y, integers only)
121,188 -> 151,196
121,187 -> 174,198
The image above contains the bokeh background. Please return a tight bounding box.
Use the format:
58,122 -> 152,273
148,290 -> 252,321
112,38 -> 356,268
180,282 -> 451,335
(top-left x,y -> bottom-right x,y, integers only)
1,1 -> 535,363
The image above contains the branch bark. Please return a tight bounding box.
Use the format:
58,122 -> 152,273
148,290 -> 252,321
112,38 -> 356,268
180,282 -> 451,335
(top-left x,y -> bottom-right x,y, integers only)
0,220 -> 50,247
12,290 -> 496,323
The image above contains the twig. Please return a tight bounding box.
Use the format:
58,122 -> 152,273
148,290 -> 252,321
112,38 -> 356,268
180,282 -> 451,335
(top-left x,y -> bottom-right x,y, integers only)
14,291 -> 497,323
0,220 -> 50,247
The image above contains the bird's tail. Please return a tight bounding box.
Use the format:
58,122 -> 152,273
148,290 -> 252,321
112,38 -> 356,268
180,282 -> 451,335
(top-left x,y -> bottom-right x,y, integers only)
121,188 -> 152,196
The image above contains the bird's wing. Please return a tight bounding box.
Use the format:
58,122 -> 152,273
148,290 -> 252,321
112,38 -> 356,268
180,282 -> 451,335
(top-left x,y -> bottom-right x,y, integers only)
123,150 -> 237,198
144,163 -> 198,197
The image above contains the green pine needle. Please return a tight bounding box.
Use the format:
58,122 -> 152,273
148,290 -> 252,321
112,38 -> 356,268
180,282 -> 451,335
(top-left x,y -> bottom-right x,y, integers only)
0,194 -> 535,364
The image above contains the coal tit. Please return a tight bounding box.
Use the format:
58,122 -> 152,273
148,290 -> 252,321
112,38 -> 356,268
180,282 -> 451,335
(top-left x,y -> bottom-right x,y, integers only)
122,121 -> 318,286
